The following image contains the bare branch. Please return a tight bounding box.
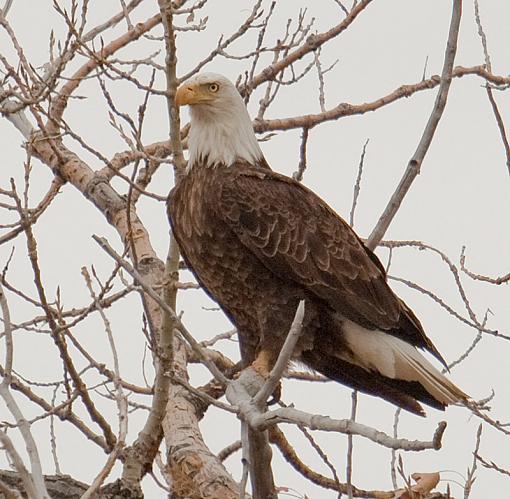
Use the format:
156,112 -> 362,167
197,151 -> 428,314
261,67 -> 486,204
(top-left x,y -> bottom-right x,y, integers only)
484,89 -> 510,176
349,139 -> 369,228
461,247 -> 510,285
464,424 -> 483,498
258,407 -> 447,451
92,235 -> 229,386
164,338 -> 242,498
227,371 -> 447,453
180,0 -> 264,82
367,0 -> 462,249
253,301 -> 305,406
243,301 -> 306,499
81,0 -> 143,42
474,0 -> 510,176
390,408 -> 402,490
47,12 -> 162,132
476,453 -> 510,478
346,390 -> 358,498
80,268 -> 128,497
244,0 -> 373,93
218,440 -> 242,462
19,214 -> 117,450
158,0 -> 186,175
292,127 -> 310,182
0,176 -> 63,246
0,281 -> 14,379
0,282 -> 49,498
1,0 -> 14,17
253,65 -> 510,133
380,239 -> 500,337
0,432 -> 38,499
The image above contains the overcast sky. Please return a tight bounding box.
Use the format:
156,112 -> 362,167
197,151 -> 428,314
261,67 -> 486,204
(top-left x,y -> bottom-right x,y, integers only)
1,1 -> 510,497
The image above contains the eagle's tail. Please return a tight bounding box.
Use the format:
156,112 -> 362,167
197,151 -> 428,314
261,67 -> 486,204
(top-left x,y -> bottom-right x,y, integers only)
301,320 -> 467,416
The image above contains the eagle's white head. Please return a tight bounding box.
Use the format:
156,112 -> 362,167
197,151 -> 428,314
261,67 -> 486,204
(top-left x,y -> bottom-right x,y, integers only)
175,73 -> 264,168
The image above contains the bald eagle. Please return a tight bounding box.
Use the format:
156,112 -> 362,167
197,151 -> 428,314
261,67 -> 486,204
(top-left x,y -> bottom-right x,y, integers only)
168,73 -> 467,416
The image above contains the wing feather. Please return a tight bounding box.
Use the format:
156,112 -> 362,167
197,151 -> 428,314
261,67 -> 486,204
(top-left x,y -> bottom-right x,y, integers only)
217,165 -> 439,356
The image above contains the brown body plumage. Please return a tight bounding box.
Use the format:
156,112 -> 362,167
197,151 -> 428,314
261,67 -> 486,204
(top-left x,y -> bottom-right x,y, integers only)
168,73 -> 467,416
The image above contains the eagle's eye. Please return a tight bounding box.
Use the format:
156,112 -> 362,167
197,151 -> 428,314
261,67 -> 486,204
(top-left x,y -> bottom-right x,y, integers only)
208,83 -> 219,93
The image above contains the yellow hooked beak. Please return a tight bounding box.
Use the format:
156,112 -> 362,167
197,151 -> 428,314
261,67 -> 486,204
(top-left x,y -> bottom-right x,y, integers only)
175,81 -> 219,106
175,83 -> 198,106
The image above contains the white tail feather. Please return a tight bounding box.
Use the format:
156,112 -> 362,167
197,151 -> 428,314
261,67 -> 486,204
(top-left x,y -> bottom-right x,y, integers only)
389,337 -> 465,404
340,319 -> 466,405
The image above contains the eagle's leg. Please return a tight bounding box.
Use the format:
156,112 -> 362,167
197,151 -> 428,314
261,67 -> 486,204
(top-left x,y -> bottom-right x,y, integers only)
250,347 -> 282,404
251,348 -> 277,378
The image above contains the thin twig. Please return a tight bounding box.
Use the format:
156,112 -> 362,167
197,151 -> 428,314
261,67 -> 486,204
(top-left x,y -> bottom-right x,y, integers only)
180,0 -> 264,83
349,138 -> 369,227
19,212 -> 117,450
49,386 -> 62,475
80,267 -> 128,497
346,390 -> 358,498
244,0 -> 373,94
295,422 -> 342,494
292,128 -> 310,181
473,0 -> 510,176
270,425 -> 408,497
476,453 -> 510,478
447,320 -> 484,371
464,424 -> 482,498
390,408 -> 402,490
460,247 -> 510,285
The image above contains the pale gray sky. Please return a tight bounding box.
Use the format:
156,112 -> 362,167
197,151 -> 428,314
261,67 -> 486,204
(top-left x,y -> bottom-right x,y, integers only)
1,1 -> 509,497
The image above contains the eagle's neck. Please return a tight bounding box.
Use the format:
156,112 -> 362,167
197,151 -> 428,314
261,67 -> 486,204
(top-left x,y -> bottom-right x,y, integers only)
188,102 -> 264,169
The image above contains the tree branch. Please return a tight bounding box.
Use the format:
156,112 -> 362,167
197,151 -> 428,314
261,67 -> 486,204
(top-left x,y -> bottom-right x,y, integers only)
366,0 -> 462,249
253,300 -> 305,406
46,13 -> 162,133
243,0 -> 373,94
0,282 -> 49,498
92,235 -> 228,386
